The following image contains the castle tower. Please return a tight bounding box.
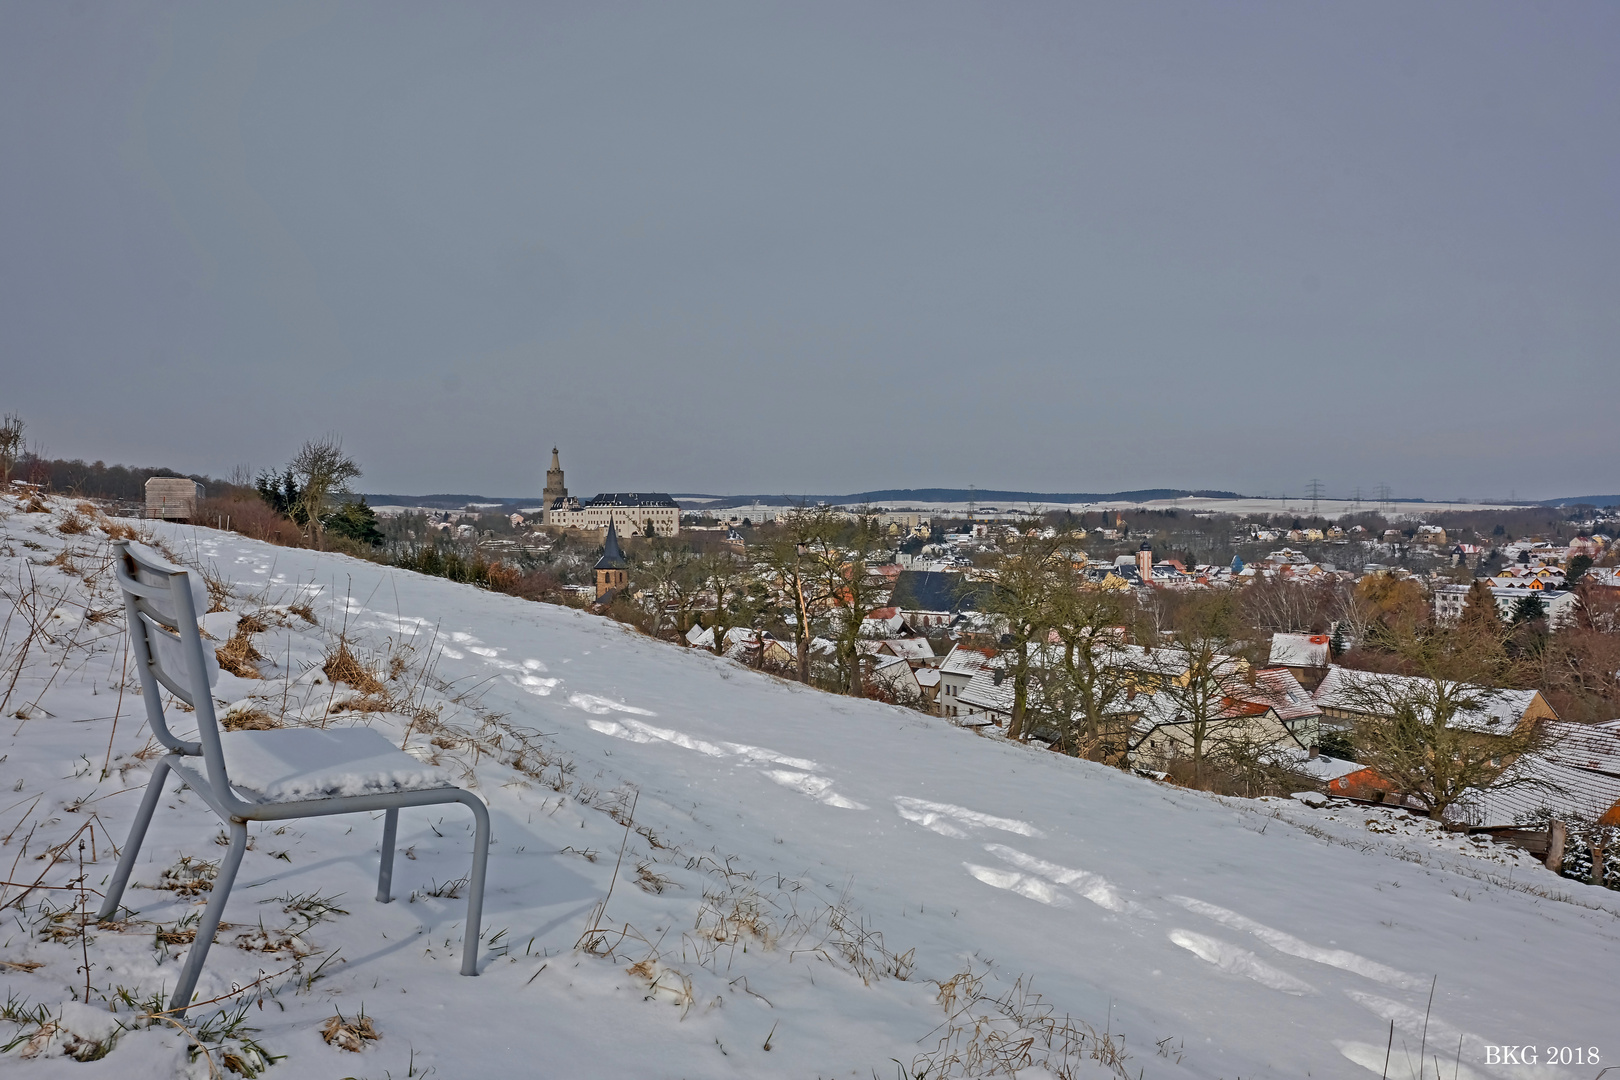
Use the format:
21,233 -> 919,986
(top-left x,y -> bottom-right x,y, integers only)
1136,541 -> 1153,583
594,521 -> 628,600
542,447 -> 568,524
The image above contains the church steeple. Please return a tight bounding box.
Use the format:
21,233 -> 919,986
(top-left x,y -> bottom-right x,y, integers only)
594,522 -> 628,600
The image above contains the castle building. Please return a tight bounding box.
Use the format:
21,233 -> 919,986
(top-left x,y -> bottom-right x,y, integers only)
540,448 -> 680,536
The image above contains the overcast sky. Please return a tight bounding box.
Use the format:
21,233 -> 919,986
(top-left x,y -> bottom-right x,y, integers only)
2,3 -> 1615,501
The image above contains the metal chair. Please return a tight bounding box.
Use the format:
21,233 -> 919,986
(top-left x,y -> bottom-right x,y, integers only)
97,540 -> 489,1015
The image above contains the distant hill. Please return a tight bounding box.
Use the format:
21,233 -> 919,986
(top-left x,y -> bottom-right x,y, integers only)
365,487 -> 1246,512
363,493 -> 536,510
673,488 -> 1244,510
1535,495 -> 1620,508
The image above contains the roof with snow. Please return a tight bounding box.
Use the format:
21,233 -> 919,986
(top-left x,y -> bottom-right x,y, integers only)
1313,666 -> 1546,733
1269,633 -> 1331,669
1544,720 -> 1620,778
1455,755 -> 1620,828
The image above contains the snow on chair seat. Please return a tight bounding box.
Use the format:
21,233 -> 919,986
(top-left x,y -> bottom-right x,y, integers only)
222,727 -> 454,803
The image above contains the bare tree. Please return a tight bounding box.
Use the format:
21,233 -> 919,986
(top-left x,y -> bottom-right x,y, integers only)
0,414 -> 23,486
697,551 -> 754,656
1155,594 -> 1249,785
754,506 -> 840,682
290,436 -> 362,550
1338,625 -> 1556,820
978,522 -> 1072,741
802,509 -> 890,697
1042,584 -> 1132,761
635,540 -> 704,641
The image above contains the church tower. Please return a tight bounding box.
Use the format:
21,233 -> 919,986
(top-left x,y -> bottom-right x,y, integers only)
542,447 -> 568,524
594,522 -> 628,600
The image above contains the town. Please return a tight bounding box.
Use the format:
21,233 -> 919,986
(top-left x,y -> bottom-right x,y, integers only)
94,440 -> 1620,883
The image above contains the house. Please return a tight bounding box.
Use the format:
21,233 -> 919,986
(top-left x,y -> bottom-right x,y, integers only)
870,654 -> 926,705
1432,583 -> 1579,628
856,637 -> 936,665
1228,667 -> 1324,749
1452,755 -> 1620,828
937,644 -> 996,720
955,664 -> 1013,727
144,477 -> 203,521
1544,720 -> 1620,778
889,570 -> 981,630
1119,692 -> 1301,764
1307,758 -> 1394,800
1267,633 -> 1332,690
860,607 -> 918,638
1312,666 -> 1559,733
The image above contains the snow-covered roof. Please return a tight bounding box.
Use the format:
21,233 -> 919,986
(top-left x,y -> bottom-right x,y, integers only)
1544,721 -> 1620,778
940,644 -> 996,677
1230,668 -> 1322,724
957,667 -> 1013,715
1455,755 -> 1620,828
1276,748 -> 1365,783
1313,666 -> 1545,733
1268,633 -> 1330,669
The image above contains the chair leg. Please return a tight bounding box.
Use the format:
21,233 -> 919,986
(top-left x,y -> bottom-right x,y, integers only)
458,794 -> 491,976
95,757 -> 173,921
168,819 -> 248,1017
376,808 -> 398,903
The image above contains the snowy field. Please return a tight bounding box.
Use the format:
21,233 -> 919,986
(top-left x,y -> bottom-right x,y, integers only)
679,496 -> 1527,520
0,493 -> 1613,1078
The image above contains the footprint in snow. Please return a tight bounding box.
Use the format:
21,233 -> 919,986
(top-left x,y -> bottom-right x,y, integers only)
983,844 -> 1139,913
963,863 -> 1074,907
1344,990 -> 1539,1080
1168,895 -> 1425,990
1168,929 -> 1316,995
762,770 -> 867,810
892,796 -> 1044,839
569,693 -> 657,716
585,716 -> 863,808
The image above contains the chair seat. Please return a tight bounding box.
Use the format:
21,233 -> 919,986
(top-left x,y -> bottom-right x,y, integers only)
220,727 -> 453,803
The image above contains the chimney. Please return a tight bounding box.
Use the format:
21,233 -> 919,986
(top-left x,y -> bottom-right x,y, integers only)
992,668 -> 1004,687
1308,744 -> 1319,759
1136,542 -> 1153,583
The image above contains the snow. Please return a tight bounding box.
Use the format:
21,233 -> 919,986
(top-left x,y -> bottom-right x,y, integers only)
219,727 -> 454,803
1,494 -> 1616,1079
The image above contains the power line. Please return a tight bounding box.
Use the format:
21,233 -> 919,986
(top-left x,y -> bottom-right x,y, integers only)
1305,478 -> 1324,515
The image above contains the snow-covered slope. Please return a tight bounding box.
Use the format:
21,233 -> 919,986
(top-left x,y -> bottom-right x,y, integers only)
0,496 -> 1613,1078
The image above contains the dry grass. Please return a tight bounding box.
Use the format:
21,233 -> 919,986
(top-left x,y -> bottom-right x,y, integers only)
22,496 -> 47,514
322,640 -> 383,694
333,694 -> 394,714
319,1009 -> 380,1052
99,519 -> 141,541
287,601 -> 317,625
158,856 -> 219,896
911,964 -> 1133,1079
220,704 -> 279,731
214,616 -> 268,679
197,564 -> 233,613
56,513 -> 92,536
634,862 -> 677,894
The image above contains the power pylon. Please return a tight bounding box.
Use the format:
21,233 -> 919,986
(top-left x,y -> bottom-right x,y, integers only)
1306,479 -> 1324,515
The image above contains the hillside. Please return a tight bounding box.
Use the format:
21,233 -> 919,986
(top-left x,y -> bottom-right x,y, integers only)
0,493 -> 1613,1078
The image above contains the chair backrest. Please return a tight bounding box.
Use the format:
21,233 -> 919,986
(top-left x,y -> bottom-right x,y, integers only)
114,540 -> 229,787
